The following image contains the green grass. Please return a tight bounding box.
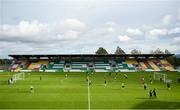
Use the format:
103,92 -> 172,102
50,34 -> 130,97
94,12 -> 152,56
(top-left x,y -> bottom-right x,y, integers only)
0,71 -> 180,109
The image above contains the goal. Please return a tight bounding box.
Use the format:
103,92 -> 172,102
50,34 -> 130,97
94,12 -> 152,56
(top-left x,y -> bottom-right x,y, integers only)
153,72 -> 167,82
12,72 -> 25,83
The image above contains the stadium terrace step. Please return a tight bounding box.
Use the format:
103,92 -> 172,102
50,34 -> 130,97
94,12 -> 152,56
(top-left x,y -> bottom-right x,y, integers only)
144,61 -> 152,69
160,60 -> 174,71
38,60 -> 49,65
139,62 -> 147,69
126,59 -> 138,65
148,60 -> 160,71
11,64 -> 19,70
45,61 -> 65,71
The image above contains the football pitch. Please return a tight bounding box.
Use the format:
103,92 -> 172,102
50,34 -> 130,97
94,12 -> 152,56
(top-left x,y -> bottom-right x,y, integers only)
0,72 -> 180,109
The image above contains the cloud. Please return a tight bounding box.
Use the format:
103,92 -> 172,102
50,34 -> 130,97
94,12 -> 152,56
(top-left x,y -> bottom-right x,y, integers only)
0,20 -> 48,37
148,28 -> 168,39
0,19 -> 86,43
177,8 -> 180,20
162,15 -> 174,25
105,21 -> 116,27
0,20 -> 52,43
146,27 -> 180,40
171,36 -> 180,45
107,27 -> 115,33
126,28 -> 143,36
61,19 -> 86,30
62,30 -> 80,39
118,35 -> 131,42
168,27 -> 180,34
0,12 -> 180,58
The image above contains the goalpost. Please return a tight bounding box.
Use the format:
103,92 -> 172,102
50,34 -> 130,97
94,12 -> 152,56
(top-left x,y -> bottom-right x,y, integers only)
12,72 -> 25,83
153,72 -> 167,82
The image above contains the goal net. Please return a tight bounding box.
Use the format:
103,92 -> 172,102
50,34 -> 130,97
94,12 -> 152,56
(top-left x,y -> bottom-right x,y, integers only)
12,72 -> 25,83
153,72 -> 167,82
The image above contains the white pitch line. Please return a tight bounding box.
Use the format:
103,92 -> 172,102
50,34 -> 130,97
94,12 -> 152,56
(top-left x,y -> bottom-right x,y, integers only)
87,76 -> 91,110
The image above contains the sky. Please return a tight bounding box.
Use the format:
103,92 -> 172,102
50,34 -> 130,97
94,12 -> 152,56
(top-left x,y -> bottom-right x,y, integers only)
0,0 -> 180,58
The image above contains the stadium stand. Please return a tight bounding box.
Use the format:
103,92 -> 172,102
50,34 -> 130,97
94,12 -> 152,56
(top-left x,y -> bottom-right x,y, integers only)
11,64 -> 19,71
71,62 -> 87,71
8,54 -> 175,72
0,59 -> 12,71
125,59 -> 137,70
148,60 -> 160,71
13,61 -> 30,72
28,63 -> 41,70
28,60 -> 49,71
94,61 -> 110,72
160,60 -> 174,71
139,62 -> 147,70
45,61 -> 64,72
144,61 -> 152,69
0,65 -> 10,71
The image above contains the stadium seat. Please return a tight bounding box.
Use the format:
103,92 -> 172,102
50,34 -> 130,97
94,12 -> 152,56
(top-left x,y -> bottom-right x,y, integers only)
139,62 -> 147,70
148,60 -> 160,71
45,61 -> 65,72
125,60 -> 136,70
160,60 -> 174,71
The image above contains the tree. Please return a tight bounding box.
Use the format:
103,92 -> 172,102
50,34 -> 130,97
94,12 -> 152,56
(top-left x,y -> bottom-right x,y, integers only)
165,49 -> 171,54
166,56 -> 180,68
131,49 -> 141,54
150,50 -> 154,54
153,48 -> 164,54
115,46 -> 125,55
95,47 -> 108,55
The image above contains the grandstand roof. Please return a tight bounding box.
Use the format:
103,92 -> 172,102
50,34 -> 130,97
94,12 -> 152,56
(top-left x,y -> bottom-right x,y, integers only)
9,54 -> 174,59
